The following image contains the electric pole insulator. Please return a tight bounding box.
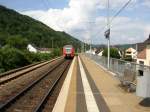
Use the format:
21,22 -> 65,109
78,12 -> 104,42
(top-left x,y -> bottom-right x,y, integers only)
104,29 -> 110,39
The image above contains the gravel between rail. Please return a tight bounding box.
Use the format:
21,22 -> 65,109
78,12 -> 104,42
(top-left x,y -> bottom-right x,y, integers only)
0,59 -> 71,112
0,57 -> 62,85
0,58 -> 64,107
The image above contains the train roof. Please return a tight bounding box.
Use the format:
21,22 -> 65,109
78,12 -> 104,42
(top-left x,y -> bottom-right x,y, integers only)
63,45 -> 73,48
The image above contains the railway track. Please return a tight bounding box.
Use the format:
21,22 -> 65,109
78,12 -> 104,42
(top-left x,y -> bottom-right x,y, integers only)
0,59 -> 71,112
0,57 -> 62,85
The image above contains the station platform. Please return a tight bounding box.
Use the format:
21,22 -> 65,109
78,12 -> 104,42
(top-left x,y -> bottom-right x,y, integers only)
52,54 -> 150,112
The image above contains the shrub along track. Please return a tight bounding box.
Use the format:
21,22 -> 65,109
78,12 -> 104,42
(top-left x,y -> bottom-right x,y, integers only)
0,59 -> 71,112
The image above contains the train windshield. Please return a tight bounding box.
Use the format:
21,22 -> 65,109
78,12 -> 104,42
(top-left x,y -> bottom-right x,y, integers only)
65,48 -> 71,53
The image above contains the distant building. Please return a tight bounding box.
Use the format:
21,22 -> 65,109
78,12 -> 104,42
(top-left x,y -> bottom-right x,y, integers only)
27,44 -> 52,53
37,48 -> 52,53
86,50 -> 95,55
27,44 -> 37,53
97,50 -> 103,56
137,35 -> 150,66
125,47 -> 137,59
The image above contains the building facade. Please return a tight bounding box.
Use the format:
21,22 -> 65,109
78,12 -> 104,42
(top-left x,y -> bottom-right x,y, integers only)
137,36 -> 150,66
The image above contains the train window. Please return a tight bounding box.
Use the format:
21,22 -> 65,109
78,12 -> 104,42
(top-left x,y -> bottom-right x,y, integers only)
66,48 -> 71,53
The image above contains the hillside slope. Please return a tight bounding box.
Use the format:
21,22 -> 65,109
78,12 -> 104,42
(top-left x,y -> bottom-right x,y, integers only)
0,5 -> 81,50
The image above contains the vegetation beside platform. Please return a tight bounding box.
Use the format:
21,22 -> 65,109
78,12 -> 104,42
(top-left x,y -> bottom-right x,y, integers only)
0,46 -> 61,74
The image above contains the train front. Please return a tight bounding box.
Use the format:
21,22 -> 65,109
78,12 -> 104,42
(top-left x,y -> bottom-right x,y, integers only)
63,45 -> 74,59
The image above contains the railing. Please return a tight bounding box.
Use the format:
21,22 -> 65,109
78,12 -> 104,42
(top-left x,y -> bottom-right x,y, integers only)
84,53 -> 150,91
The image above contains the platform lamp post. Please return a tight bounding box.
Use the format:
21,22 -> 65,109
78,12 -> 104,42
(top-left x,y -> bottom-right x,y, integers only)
51,37 -> 54,49
105,29 -> 110,69
90,40 -> 92,53
105,0 -> 110,69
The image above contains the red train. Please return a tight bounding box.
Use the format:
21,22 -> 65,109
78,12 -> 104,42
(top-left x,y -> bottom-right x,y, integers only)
63,45 -> 75,59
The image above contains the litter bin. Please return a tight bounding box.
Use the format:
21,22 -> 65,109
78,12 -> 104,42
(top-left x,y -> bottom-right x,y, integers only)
136,69 -> 150,98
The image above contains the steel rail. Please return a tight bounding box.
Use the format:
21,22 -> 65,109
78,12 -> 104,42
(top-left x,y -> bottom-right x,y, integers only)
0,61 -> 46,78
0,56 -> 62,78
33,60 -> 71,112
0,57 -> 62,85
0,59 -> 65,111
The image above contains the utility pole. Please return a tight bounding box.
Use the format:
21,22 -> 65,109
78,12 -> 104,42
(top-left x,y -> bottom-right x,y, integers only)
52,37 -> 54,49
82,41 -> 84,53
90,39 -> 92,53
84,42 -> 86,52
105,0 -> 110,69
90,40 -> 91,53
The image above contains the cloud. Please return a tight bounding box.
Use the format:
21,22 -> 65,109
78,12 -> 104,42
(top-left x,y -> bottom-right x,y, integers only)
141,0 -> 150,8
21,0 -> 149,44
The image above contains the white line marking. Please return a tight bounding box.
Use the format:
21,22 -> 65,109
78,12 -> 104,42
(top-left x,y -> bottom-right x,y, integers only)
78,56 -> 100,112
52,57 -> 76,112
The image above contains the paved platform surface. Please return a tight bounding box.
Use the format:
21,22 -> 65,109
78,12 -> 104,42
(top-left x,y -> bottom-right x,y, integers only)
52,55 -> 150,112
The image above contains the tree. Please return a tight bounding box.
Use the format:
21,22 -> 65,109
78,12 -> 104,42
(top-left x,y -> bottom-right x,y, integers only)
102,48 -> 121,59
6,35 -> 28,49
0,32 -> 8,46
52,48 -> 62,57
0,47 -> 30,71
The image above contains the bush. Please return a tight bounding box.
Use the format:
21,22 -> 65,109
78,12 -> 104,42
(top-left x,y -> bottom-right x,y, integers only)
38,53 -> 52,61
0,47 -> 30,71
23,51 -> 52,63
0,46 -> 58,73
102,48 -> 121,59
51,48 -> 62,57
6,35 -> 28,49
123,56 -> 133,61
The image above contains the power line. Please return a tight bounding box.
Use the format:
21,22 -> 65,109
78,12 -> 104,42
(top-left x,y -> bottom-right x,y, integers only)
110,0 -> 132,24
78,0 -> 133,41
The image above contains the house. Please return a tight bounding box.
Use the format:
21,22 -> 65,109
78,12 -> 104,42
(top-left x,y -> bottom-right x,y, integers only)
86,50 -> 96,55
27,44 -> 52,53
137,35 -> 150,66
27,44 -> 37,53
98,50 -> 103,56
125,47 -> 137,59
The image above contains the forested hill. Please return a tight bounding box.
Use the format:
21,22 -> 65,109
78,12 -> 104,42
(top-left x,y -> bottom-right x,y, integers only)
0,5 -> 82,50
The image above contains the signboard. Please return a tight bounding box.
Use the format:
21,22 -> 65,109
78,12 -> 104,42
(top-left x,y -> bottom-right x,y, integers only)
104,29 -> 110,39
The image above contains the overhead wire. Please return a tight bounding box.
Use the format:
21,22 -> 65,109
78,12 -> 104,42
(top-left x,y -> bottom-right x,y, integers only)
41,0 -> 132,44
74,0 -> 133,38
96,0 -> 133,36
110,0 -> 132,24
89,0 -> 133,44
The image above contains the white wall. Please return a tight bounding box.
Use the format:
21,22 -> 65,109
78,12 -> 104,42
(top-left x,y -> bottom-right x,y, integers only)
146,45 -> 150,66
27,44 -> 37,53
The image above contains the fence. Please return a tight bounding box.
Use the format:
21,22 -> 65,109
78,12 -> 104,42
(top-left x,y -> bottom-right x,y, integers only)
84,53 -> 150,91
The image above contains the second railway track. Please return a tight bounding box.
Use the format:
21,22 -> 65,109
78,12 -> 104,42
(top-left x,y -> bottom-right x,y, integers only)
0,57 -> 62,85
0,59 -> 71,112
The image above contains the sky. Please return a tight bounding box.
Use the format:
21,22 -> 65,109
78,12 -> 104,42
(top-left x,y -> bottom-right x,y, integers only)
0,0 -> 150,45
